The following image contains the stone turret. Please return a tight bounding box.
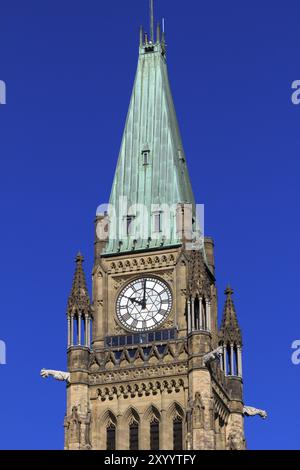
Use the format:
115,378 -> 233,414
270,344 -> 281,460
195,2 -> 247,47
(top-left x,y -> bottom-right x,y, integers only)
219,286 -> 245,450
65,253 -> 92,450
219,286 -> 243,378
67,252 -> 92,349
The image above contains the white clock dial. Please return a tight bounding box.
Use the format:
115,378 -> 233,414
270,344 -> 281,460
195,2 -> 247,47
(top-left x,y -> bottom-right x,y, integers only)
116,277 -> 172,332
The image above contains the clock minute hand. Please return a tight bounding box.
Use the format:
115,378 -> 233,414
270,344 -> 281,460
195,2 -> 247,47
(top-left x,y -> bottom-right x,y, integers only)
142,280 -> 147,309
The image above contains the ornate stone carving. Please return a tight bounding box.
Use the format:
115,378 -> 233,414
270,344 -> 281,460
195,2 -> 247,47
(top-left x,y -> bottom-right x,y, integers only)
40,369 -> 70,383
65,406 -> 80,446
192,392 -> 205,427
82,410 -> 92,449
243,406 -> 267,419
209,400 -> 215,430
187,250 -> 212,299
64,406 -> 92,450
203,346 -> 223,366
91,339 -> 188,372
212,387 -> 230,420
113,278 -> 126,290
227,429 -> 245,450
186,432 -> 192,450
108,253 -> 177,274
90,360 -> 188,386
163,319 -> 174,328
161,270 -> 173,282
95,377 -> 185,401
113,319 -> 124,334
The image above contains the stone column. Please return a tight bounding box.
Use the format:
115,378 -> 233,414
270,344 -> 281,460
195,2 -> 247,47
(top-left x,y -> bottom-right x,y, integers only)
207,301 -> 211,332
237,346 -> 243,378
116,394 -> 125,450
140,412 -> 148,449
214,416 -> 222,450
223,345 -> 227,376
160,388 -> 169,450
187,299 -> 191,333
70,314 -> 74,347
220,421 -> 226,450
226,411 -> 245,450
87,318 -> 91,347
67,316 -> 71,348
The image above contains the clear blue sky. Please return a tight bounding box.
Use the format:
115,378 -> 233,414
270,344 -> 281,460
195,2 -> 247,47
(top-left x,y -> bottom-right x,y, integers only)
0,0 -> 299,450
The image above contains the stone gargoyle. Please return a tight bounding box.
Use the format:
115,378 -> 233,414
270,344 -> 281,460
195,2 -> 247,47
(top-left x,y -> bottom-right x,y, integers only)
243,406 -> 267,419
40,368 -> 70,383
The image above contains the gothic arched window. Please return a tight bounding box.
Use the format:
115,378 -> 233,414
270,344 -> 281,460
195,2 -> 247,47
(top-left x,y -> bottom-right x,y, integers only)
173,415 -> 183,450
129,421 -> 139,450
150,418 -> 159,450
106,422 -> 116,450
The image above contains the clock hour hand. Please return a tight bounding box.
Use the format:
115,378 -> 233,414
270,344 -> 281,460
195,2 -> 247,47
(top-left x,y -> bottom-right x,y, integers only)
129,297 -> 143,306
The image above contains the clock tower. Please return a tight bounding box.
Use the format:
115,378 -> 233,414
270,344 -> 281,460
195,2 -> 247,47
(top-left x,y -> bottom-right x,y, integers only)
64,3 -> 246,451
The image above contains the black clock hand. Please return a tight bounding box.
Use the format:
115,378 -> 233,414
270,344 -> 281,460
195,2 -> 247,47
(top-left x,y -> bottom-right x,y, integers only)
122,295 -> 143,306
142,279 -> 147,309
130,297 -> 143,306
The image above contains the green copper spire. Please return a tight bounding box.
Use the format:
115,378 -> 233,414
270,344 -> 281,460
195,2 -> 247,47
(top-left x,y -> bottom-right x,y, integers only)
104,12 -> 196,255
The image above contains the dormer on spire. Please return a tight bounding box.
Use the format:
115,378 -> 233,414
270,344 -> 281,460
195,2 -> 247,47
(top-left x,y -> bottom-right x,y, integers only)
67,253 -> 92,348
219,286 -> 243,378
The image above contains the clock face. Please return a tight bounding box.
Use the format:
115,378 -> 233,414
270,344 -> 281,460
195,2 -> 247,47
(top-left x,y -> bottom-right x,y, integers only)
116,277 -> 172,332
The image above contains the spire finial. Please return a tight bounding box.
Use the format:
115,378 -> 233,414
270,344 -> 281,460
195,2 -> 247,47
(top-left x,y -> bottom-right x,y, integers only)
140,25 -> 143,46
225,285 -> 234,297
156,22 -> 161,43
150,0 -> 154,43
76,251 -> 84,263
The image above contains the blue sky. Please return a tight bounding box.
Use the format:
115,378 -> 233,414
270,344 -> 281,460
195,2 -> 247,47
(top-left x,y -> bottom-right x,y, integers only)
0,0 -> 299,450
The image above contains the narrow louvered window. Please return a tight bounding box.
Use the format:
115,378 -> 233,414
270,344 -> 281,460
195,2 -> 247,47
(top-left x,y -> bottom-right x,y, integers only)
126,216 -> 135,236
129,421 -> 139,450
150,419 -> 159,450
106,423 -> 116,450
153,212 -> 162,233
173,416 -> 183,450
142,150 -> 150,165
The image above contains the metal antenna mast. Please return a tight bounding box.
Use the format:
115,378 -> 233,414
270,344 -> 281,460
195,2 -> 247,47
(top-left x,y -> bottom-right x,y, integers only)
150,0 -> 154,42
